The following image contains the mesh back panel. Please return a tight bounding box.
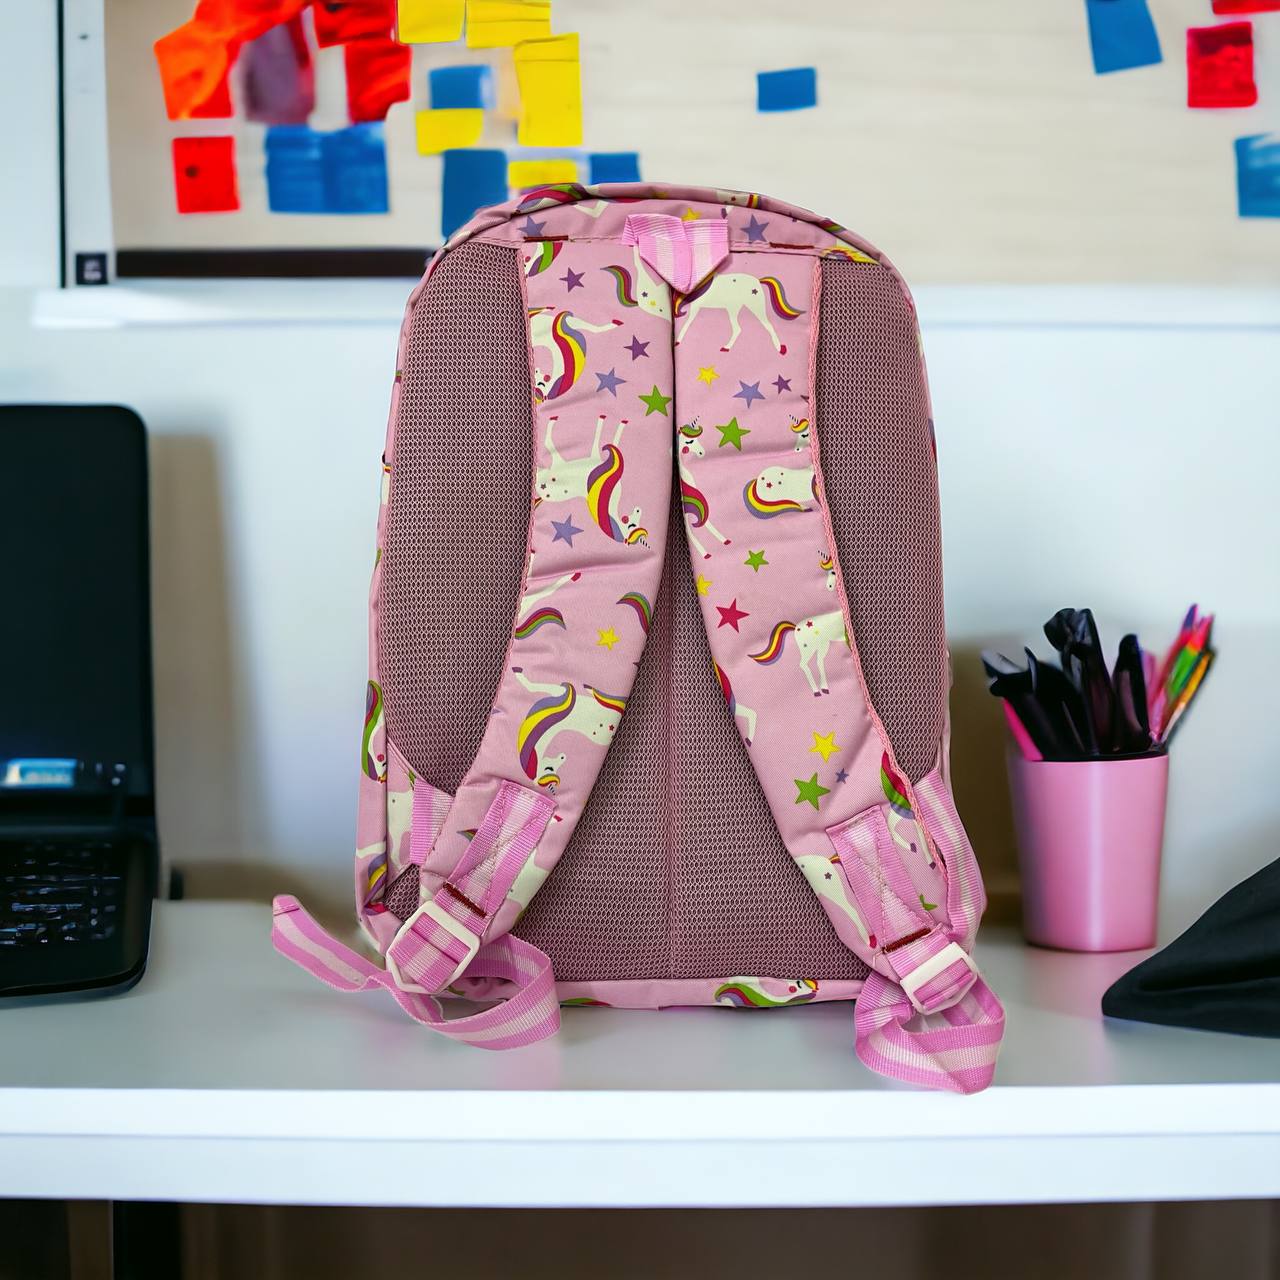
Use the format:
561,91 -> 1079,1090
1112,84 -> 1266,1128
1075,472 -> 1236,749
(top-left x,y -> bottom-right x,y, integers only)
816,261 -> 948,783
381,242 -> 530,795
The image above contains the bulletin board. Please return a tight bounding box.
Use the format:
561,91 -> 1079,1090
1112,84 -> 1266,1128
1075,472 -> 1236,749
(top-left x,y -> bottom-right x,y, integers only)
98,0 -> 1280,283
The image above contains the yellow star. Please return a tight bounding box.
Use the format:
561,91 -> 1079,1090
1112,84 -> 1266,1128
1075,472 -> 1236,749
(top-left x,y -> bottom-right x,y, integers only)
695,573 -> 712,596
680,207 -> 701,222
597,627 -> 619,651
697,365 -> 719,385
811,731 -> 841,762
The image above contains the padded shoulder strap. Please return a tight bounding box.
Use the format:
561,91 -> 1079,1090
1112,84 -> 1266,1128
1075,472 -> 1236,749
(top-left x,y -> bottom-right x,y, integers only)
385,229 -> 674,990
672,248 -> 1004,1092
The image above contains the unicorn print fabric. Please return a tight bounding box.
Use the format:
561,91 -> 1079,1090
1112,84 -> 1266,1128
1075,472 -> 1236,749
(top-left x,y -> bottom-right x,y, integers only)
273,184 -> 1005,1094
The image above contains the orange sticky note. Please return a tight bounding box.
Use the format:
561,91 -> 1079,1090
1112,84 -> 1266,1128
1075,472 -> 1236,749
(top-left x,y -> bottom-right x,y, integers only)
397,0 -> 465,42
466,0 -> 551,48
513,32 -> 581,146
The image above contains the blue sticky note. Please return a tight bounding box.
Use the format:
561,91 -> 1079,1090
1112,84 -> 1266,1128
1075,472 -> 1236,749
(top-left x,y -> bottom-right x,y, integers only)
429,65 -> 493,110
1236,134 -> 1280,218
1084,0 -> 1162,74
757,67 -> 817,112
265,124 -> 388,214
442,148 -> 508,237
589,152 -> 641,184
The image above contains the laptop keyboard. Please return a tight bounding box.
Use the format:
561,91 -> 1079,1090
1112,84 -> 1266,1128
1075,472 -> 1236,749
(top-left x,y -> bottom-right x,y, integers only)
0,842 -> 123,946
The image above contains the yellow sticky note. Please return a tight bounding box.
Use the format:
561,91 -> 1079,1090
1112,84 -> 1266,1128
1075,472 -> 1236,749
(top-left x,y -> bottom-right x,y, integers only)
508,159 -> 578,189
466,0 -> 551,48
397,0 -> 465,42
416,107 -> 485,154
513,33 -> 581,147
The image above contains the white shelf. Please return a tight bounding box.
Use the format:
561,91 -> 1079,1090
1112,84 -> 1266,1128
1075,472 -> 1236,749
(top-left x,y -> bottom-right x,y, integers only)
1,901 -> 1277,1207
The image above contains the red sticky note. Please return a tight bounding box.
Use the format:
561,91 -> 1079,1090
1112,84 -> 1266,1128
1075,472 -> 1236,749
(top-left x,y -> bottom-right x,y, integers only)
1187,22 -> 1257,108
1212,0 -> 1279,13
344,37 -> 411,122
172,136 -> 240,213
313,0 -> 395,46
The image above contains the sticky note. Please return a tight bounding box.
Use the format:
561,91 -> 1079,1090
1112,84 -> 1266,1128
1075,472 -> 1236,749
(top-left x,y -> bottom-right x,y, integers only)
265,124 -> 389,214
589,152 -> 641,184
1187,23 -> 1257,108
508,159 -> 578,189
172,136 -> 240,213
429,64 -> 493,108
1085,0 -> 1163,74
1235,134 -> 1280,217
312,0 -> 396,48
242,16 -> 314,125
154,24 -> 236,119
1213,0 -> 1279,12
756,68 -> 817,112
442,148 -> 507,236
416,106 -> 484,153
467,0 -> 551,48
513,33 -> 582,146
396,0 -> 464,42
344,37 -> 412,122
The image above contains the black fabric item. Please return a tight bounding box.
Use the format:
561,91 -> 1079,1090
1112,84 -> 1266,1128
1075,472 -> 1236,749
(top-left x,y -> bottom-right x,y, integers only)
1102,857 -> 1280,1037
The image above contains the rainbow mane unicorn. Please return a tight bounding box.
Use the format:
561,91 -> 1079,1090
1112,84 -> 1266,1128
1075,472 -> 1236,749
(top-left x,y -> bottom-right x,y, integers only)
880,752 -> 914,818
363,851 -> 387,909
790,416 -> 811,450
544,312 -> 586,401
750,622 -> 796,666
514,607 -> 565,640
587,444 -> 648,545
743,465 -> 816,519
601,264 -> 638,307
714,978 -> 818,1008
617,591 -> 652,634
362,680 -> 386,782
517,682 -> 577,783
674,269 -> 803,354
743,479 -> 802,518
525,240 -> 564,276
515,183 -> 590,213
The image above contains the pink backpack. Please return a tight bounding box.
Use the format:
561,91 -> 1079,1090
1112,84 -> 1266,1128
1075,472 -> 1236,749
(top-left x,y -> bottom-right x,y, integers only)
273,183 -> 1006,1093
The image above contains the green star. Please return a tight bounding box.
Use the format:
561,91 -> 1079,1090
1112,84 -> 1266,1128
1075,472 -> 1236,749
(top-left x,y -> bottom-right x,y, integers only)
744,549 -> 768,572
639,385 -> 672,416
716,417 -> 750,450
794,773 -> 830,811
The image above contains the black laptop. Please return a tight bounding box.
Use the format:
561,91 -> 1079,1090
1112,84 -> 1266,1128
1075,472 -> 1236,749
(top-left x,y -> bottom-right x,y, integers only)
0,405 -> 157,997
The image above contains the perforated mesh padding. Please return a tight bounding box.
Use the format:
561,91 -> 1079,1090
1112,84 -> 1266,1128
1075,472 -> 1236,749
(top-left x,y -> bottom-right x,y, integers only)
381,241 -> 531,795
816,261 -> 948,783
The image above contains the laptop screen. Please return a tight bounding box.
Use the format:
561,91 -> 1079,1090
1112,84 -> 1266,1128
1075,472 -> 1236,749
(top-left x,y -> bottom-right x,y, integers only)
0,405 -> 154,803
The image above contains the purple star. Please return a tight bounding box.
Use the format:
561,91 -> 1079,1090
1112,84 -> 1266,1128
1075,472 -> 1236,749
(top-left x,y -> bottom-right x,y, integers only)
626,336 -> 650,360
595,368 -> 625,396
551,516 -> 582,546
521,215 -> 546,237
773,374 -> 791,394
835,768 -> 849,784
733,380 -> 765,409
743,214 -> 769,243
561,267 -> 584,291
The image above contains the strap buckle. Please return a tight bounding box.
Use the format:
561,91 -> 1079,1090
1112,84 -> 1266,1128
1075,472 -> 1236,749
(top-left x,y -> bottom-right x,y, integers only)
897,941 -> 979,1015
387,897 -> 482,995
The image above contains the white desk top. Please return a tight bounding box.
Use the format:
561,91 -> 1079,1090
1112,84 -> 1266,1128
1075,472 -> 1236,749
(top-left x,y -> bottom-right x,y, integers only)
2,901 -> 1278,1207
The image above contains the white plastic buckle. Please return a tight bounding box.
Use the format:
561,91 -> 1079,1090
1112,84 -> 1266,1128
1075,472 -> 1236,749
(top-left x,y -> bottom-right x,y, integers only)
387,897 -> 482,995
898,941 -> 978,1015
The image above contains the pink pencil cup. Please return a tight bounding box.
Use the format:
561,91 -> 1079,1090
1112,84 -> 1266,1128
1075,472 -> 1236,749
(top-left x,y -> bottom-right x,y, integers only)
1006,751 -> 1170,952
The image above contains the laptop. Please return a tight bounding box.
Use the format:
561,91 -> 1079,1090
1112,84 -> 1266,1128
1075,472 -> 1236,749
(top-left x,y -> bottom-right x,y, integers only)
0,405 -> 158,997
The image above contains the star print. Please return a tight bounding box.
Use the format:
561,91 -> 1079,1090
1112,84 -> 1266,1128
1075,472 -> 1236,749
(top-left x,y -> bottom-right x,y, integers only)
521,215 -> 545,237
626,336 -> 650,360
811,731 -> 840,762
697,365 -> 719,385
695,573 -> 712,596
716,417 -> 750,450
717,598 -> 750,631
733,380 -> 765,409
743,214 -> 769,243
744,549 -> 768,572
561,267 -> 584,291
639,385 -> 671,416
773,374 -> 791,394
680,208 -> 701,221
794,773 -> 831,811
551,516 -> 582,546
597,627 -> 619,651
835,768 -> 849,784
596,368 -> 625,396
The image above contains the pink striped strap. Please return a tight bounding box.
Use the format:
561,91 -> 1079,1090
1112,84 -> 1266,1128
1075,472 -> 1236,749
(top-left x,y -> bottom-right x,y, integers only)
622,213 -> 729,292
387,779 -> 555,993
272,896 -> 559,1050
827,791 -> 1005,1093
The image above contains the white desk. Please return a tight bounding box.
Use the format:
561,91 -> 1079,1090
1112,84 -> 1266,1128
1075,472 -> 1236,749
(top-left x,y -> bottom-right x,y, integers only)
2,902 -> 1278,1208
